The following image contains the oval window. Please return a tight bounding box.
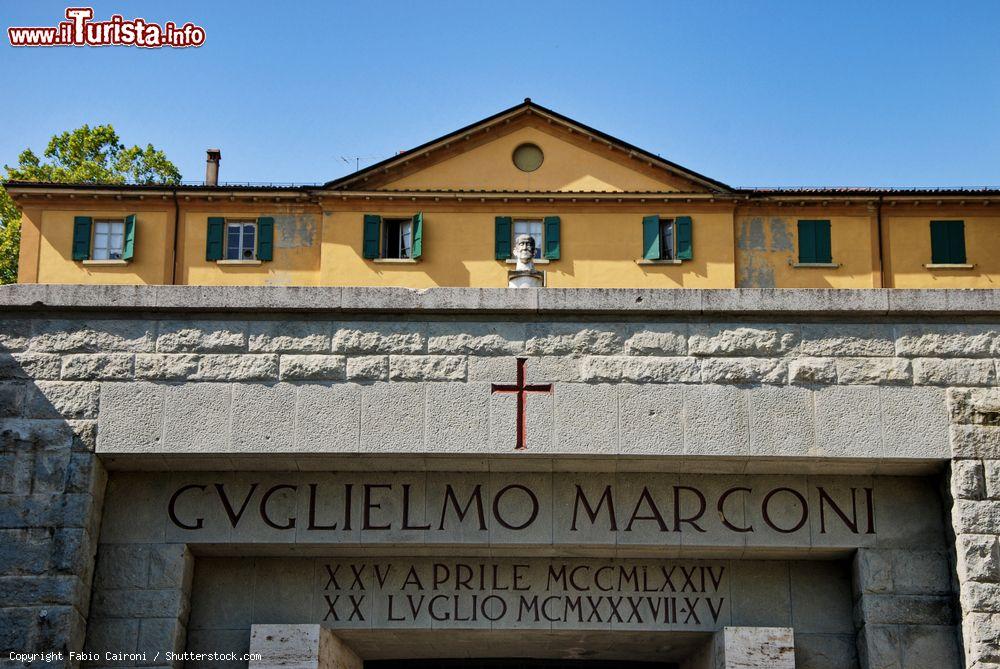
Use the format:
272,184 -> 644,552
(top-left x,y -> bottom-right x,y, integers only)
512,143 -> 544,172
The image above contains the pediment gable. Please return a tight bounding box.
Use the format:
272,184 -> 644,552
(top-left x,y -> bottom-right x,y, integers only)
324,101 -> 730,194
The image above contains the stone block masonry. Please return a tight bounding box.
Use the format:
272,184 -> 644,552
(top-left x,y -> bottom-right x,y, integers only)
0,285 -> 995,668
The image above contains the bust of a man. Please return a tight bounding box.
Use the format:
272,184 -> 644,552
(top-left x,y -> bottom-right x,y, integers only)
514,234 -> 537,271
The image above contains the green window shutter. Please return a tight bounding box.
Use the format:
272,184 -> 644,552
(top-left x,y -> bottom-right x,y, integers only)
642,215 -> 661,260
363,214 -> 381,259
411,212 -> 423,259
798,220 -> 816,263
543,216 -> 561,260
122,214 -> 137,261
949,221 -> 966,264
257,217 -> 274,261
72,216 -> 92,261
815,220 -> 832,263
206,217 -> 225,261
930,220 -> 950,263
675,216 -> 693,260
495,216 -> 512,259
799,220 -> 831,263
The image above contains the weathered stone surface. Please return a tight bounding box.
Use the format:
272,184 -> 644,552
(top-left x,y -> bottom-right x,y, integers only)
954,500 -> 1000,535
157,320 -> 246,352
525,323 -> 624,355
787,357 -> 837,385
719,626 -> 794,669
800,324 -> 895,357
0,383 -> 24,418
197,354 -> 279,381
279,355 -> 346,381
949,388 -> 1000,427
134,353 -> 199,380
0,320 -> 32,352
896,324 -> 997,358
346,355 -> 388,381
623,324 -> 688,356
248,321 -> 330,353
162,383 -> 231,451
388,355 -> 466,381
689,324 -> 798,356
835,357 -> 911,385
24,382 -> 99,420
331,323 -> 424,354
700,357 -> 787,384
880,386 -> 950,459
0,353 -> 62,380
951,425 -> 1000,459
426,322 -> 525,355
60,353 -> 133,381
956,535 -> 1000,583
914,358 -> 996,386
232,383 -> 296,452
954,460 -> 987,500
986,461 -> 1000,500
580,356 -> 700,383
30,319 -> 154,353
963,581 -> 1000,613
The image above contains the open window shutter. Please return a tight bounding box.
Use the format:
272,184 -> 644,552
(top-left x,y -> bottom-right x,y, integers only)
949,221 -> 966,264
495,216 -> 512,259
642,215 -> 661,260
543,216 -> 561,260
798,220 -> 816,263
257,217 -> 274,261
72,216 -> 92,261
930,220 -> 950,264
206,217 -> 225,261
411,212 -> 423,259
675,216 -> 693,260
815,220 -> 832,263
122,214 -> 136,261
363,214 -> 381,259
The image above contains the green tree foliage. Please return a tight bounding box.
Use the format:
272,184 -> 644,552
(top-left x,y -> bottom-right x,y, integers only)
0,124 -> 181,283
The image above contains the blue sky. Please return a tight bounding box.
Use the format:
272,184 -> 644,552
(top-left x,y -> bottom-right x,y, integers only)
3,1 -> 999,187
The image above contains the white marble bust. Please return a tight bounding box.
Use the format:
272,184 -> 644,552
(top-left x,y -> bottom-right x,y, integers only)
508,234 -> 544,288
514,234 -> 537,271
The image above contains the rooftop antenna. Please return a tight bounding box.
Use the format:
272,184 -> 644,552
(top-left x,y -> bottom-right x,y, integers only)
340,156 -> 360,172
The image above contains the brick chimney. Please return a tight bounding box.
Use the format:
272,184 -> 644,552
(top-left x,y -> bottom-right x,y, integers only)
205,149 -> 221,186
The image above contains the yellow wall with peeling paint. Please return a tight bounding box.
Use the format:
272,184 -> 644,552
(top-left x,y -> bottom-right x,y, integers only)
734,213 -> 879,288
179,211 -> 322,286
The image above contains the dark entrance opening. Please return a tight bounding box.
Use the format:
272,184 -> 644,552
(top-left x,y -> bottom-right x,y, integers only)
366,661 -> 677,669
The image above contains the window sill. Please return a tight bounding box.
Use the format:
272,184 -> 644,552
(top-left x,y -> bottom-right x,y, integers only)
924,263 -> 975,270
504,258 -> 551,265
82,259 -> 130,266
636,259 -> 683,265
372,258 -> 419,264
216,259 -> 262,266
793,262 -> 840,269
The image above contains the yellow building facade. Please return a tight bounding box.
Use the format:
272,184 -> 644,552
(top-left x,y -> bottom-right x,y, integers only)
9,100 -> 999,288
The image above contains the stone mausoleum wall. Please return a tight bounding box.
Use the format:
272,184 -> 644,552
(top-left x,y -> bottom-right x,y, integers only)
1,285 -> 999,668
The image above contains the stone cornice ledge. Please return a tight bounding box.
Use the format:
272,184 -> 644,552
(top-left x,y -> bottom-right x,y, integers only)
1,284 -> 999,316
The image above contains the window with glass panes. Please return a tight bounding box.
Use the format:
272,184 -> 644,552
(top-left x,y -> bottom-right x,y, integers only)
383,218 -> 413,259
92,220 -> 125,260
659,218 -> 675,260
226,221 -> 257,260
512,220 -> 543,259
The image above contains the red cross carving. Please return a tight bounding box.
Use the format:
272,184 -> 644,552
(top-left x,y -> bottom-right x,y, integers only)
491,357 -> 553,451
